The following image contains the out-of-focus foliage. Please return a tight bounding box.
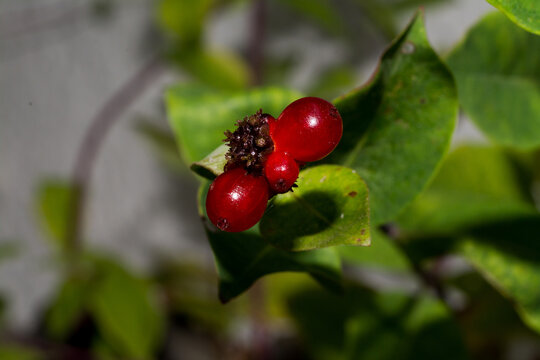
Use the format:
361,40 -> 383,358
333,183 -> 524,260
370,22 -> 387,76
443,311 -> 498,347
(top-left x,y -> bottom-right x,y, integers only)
156,0 -> 213,47
286,285 -> 468,360
135,120 -> 187,173
338,230 -> 412,272
43,255 -> 165,359
0,346 -> 44,360
447,12 -> 540,149
36,180 -> 77,250
458,217 -> 540,335
398,145 -> 536,235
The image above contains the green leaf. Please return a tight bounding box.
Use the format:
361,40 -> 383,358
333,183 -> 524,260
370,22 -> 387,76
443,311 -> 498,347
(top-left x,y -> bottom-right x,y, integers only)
260,165 -> 370,251
89,260 -> 164,359
327,10 -> 457,225
398,145 -> 537,235
458,216 -> 540,334
198,183 -> 342,302
0,242 -> 18,265
0,346 -> 44,360
486,0 -> 540,34
447,12 -> 540,149
287,286 -> 469,360
135,120 -> 186,173
156,0 -> 213,46
190,143 -> 228,180
276,0 -> 345,35
309,66 -> 357,100
45,276 -> 91,340
338,229 -> 412,271
166,85 -> 302,165
173,49 -> 251,91
36,180 -> 78,250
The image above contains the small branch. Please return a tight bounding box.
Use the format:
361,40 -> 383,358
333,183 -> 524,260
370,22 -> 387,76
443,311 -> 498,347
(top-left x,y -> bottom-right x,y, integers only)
248,0 -> 266,86
67,55 -> 164,255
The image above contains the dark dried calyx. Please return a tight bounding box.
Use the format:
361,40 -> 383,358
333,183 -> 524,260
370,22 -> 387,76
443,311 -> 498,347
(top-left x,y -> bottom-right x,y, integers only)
224,110 -> 274,175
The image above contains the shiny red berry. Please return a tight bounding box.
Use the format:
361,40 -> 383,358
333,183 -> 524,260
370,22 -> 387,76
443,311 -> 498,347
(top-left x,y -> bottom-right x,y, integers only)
272,97 -> 343,162
264,152 -> 299,194
206,167 -> 269,232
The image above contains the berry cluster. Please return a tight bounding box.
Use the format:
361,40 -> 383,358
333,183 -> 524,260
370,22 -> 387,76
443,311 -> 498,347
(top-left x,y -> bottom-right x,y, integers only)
206,97 -> 343,232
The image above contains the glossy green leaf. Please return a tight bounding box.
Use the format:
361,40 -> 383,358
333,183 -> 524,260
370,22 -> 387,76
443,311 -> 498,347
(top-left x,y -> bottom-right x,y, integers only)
327,11 -> 457,225
338,229 -> 412,271
486,0 -> 540,34
287,285 -> 468,360
398,145 -> 537,235
458,216 -> 540,334
198,183 -> 342,303
166,85 -> 302,165
36,180 -> 78,250
89,261 -> 164,359
447,12 -> 540,149
260,165 -> 370,251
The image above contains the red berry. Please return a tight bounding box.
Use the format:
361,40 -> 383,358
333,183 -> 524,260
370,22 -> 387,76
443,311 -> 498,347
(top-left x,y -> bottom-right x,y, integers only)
206,167 -> 269,232
272,97 -> 343,162
264,152 -> 299,194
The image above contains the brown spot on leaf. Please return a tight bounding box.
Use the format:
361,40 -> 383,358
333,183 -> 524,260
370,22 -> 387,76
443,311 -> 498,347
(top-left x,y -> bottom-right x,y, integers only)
361,228 -> 366,235
348,191 -> 357,197
419,98 -> 426,104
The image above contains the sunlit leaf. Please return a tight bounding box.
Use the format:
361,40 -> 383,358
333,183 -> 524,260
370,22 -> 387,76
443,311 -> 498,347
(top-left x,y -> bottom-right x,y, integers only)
486,0 -> 540,34
447,12 -> 540,149
326,10 -> 457,225
260,165 -> 370,251
166,85 -> 302,166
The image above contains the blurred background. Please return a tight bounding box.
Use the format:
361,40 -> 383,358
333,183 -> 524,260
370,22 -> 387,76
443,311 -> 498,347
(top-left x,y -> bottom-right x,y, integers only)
2,0 -> 539,359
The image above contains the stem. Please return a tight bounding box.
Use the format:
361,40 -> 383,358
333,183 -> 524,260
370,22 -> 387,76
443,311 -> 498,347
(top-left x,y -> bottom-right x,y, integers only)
247,0 -> 269,357
248,0 -> 266,86
67,55 -> 164,255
